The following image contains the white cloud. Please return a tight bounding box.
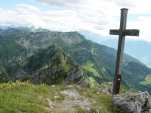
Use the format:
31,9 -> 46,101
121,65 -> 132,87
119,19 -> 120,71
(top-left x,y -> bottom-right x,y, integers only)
0,3 -> 110,34
0,0 -> 151,41
130,16 -> 151,42
38,0 -> 82,7
36,0 -> 151,42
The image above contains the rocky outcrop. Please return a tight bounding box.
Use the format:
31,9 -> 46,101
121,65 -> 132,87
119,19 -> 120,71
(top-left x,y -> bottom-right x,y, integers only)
23,45 -> 88,85
65,66 -> 89,87
113,91 -> 151,113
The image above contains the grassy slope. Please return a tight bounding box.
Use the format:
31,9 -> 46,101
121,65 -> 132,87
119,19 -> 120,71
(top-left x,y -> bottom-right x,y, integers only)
140,74 -> 151,85
0,81 -> 123,113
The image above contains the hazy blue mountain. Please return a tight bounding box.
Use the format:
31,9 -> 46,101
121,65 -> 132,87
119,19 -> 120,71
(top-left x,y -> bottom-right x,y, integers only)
81,31 -> 151,68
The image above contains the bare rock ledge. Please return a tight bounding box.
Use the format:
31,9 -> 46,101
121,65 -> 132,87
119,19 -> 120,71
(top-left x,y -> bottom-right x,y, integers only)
113,91 -> 151,113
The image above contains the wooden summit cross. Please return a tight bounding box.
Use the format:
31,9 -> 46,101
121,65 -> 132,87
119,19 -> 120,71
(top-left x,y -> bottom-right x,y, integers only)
110,8 -> 139,95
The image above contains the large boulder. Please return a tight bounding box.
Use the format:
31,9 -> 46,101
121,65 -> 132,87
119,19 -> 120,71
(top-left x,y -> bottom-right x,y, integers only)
113,91 -> 151,113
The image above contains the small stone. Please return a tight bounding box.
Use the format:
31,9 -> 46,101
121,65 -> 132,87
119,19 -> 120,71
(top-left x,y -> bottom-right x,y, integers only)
51,85 -> 55,88
47,98 -> 55,109
54,95 -> 60,99
96,92 -> 100,95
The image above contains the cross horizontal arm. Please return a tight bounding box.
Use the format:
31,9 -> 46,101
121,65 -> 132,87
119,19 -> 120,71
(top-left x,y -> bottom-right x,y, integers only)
110,29 -> 139,36
110,30 -> 120,35
125,29 -> 139,36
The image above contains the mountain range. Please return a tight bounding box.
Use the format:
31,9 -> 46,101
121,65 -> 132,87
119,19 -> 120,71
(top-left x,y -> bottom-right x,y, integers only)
0,27 -> 151,91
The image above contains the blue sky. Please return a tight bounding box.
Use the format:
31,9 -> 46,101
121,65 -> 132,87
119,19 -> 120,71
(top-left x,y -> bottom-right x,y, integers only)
0,0 -> 50,10
0,0 -> 151,42
0,0 -> 33,8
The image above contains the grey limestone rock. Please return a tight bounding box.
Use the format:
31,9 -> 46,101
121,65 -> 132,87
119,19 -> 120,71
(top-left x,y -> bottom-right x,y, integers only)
113,91 -> 151,113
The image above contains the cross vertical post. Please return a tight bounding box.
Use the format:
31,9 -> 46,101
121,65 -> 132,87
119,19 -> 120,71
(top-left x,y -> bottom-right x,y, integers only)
113,8 -> 127,95
110,8 -> 139,95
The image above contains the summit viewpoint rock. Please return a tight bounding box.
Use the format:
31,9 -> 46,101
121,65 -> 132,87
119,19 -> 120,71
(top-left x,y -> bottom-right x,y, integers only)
113,91 -> 151,113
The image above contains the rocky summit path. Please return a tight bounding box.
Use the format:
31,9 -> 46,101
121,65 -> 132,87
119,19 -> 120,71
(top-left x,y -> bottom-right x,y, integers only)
46,87 -> 93,113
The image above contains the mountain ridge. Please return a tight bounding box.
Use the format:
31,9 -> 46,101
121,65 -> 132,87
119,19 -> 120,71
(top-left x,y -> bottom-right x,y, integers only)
0,27 -> 151,91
